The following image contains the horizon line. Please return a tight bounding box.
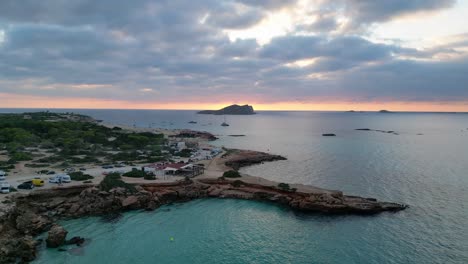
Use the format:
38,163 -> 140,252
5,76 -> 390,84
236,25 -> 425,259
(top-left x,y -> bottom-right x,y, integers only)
0,107 -> 467,114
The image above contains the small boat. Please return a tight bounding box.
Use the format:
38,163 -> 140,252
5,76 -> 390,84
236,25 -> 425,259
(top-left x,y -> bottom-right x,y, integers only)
188,121 -> 197,124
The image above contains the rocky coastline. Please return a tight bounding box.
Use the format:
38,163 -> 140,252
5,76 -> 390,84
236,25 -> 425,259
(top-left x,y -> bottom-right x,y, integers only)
0,150 -> 407,263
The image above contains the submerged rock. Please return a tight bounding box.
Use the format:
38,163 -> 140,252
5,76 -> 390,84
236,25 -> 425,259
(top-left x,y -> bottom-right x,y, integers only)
66,236 -> 85,246
322,133 -> 336,137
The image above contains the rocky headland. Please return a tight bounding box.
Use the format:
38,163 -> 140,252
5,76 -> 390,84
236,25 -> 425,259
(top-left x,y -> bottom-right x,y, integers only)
0,149 -> 407,263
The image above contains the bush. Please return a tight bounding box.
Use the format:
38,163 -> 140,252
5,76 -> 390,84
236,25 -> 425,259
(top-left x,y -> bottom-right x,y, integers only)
25,163 -> 49,168
11,152 -> 33,161
176,149 -> 192,158
278,183 -> 297,192
230,180 -> 244,187
123,169 -> 146,178
223,170 -> 241,178
69,171 -> 94,181
99,172 -> 136,193
144,173 -> 156,180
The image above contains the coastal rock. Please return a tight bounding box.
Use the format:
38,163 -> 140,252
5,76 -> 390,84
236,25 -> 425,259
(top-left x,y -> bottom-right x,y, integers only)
0,235 -> 39,263
46,225 -> 68,248
15,211 -> 52,235
322,133 -> 336,137
121,196 -> 139,208
224,150 -> 287,170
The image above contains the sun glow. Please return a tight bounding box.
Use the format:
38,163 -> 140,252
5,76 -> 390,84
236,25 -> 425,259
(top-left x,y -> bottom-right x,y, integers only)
2,93 -> 467,112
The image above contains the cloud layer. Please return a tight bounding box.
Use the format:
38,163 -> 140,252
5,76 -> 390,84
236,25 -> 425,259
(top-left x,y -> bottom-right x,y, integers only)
0,0 -> 467,108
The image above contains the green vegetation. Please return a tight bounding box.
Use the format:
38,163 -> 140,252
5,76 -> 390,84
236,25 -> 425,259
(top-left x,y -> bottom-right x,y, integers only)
230,180 -> 245,187
144,173 -> 156,180
278,183 -> 297,192
0,161 -> 15,172
0,112 -> 166,166
223,170 -> 241,178
99,172 -> 136,193
69,171 -> 94,181
175,148 -> 192,158
123,169 -> 146,178
10,152 -> 33,161
25,163 -> 49,168
9,187 -> 18,192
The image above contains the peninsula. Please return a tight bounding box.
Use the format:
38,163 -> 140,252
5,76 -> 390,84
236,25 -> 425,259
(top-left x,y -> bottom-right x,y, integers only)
0,112 -> 407,263
197,104 -> 255,115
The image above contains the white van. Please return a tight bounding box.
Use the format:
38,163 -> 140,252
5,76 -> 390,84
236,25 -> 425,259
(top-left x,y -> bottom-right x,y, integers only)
0,170 -> 6,181
49,174 -> 71,183
0,182 -> 10,194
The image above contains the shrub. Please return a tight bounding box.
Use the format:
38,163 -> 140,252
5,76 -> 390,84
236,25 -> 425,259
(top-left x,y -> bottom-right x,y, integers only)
25,163 -> 49,168
278,183 -> 296,192
99,172 -> 136,193
123,169 -> 146,178
11,152 -> 33,161
144,173 -> 156,180
69,171 -> 94,181
176,149 -> 192,158
223,170 -> 241,178
9,187 -> 17,192
230,180 -> 244,187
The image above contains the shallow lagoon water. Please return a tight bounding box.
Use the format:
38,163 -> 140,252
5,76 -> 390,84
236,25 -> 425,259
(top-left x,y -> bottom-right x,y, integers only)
2,109 -> 467,263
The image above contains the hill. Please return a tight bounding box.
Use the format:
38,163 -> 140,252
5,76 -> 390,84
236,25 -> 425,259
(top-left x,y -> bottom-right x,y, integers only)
198,104 -> 256,115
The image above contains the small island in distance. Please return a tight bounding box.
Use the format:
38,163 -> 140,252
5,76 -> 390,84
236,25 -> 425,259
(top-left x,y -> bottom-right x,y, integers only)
198,104 -> 256,115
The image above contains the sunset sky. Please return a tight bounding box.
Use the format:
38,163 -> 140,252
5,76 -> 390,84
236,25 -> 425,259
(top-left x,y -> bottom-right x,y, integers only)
1,0 -> 468,111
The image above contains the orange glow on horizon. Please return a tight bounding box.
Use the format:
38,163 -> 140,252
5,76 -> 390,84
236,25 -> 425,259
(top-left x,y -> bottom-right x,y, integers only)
2,93 -> 468,112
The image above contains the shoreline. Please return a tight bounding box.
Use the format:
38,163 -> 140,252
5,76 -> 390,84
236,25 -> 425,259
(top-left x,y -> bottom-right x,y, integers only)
0,118 -> 408,263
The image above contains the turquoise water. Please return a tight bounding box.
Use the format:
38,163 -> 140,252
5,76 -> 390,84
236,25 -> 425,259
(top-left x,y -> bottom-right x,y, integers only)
34,199 -> 429,264
2,109 -> 468,263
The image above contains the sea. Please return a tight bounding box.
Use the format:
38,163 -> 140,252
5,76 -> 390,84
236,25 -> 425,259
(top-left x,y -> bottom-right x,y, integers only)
1,109 -> 467,264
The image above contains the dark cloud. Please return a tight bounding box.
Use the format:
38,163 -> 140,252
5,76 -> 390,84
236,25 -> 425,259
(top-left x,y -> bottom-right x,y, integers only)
0,0 -> 466,105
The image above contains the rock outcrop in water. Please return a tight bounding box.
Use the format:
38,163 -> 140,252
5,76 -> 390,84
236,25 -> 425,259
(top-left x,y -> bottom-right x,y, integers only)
198,104 -> 255,115
223,149 -> 286,170
46,224 -> 68,248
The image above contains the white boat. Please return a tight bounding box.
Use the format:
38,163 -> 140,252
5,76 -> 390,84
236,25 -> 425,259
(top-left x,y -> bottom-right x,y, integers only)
0,182 -> 10,194
0,170 -> 6,181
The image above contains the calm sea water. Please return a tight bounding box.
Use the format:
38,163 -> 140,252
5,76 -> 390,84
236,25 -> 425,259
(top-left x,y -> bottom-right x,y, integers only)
2,109 -> 468,263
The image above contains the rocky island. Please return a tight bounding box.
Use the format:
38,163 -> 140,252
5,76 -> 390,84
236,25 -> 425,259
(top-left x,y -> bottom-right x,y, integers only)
198,104 -> 255,115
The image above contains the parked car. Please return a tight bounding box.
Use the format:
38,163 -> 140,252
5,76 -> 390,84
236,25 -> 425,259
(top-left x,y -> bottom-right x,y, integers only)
0,170 -> 6,181
64,168 -> 75,173
1,182 -> 10,194
32,178 -> 45,187
49,174 -> 71,183
18,181 -> 35,190
102,165 -> 114,169
79,168 -> 87,171
47,171 -> 56,175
